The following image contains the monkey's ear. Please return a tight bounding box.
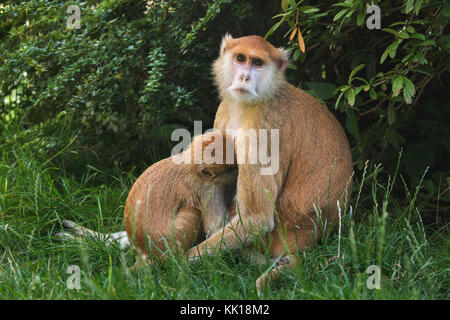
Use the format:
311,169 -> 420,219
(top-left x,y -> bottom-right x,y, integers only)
220,33 -> 233,55
277,48 -> 290,73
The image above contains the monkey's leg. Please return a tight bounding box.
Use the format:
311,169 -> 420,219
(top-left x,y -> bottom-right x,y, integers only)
188,162 -> 281,259
255,253 -> 298,293
255,228 -> 314,293
134,207 -> 203,266
187,210 -> 274,260
201,187 -> 233,239
130,252 -> 151,271
173,208 -> 204,252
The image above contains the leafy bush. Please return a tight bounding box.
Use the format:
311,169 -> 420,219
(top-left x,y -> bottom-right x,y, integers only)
1,0 -> 448,216
0,0 -> 226,169
266,0 -> 449,213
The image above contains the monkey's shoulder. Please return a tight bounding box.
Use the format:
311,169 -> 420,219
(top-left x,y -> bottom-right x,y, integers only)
286,84 -> 344,126
129,158 -> 193,198
284,84 -> 325,111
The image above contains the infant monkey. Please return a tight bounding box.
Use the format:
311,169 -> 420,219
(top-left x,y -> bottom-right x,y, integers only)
57,132 -> 237,267
124,131 -> 237,265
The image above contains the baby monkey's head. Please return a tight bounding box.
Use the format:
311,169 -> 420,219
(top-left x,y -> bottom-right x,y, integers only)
186,131 -> 237,184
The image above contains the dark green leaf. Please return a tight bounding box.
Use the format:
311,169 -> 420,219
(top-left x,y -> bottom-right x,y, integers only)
392,76 -> 404,97
387,104 -> 396,125
349,64 -> 365,84
305,82 -> 337,100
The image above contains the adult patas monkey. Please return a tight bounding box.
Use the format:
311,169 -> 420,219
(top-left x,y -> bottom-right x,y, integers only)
187,35 -> 353,291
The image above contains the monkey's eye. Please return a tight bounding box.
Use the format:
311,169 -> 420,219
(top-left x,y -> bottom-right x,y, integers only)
236,54 -> 246,63
252,58 -> 264,67
201,168 -> 214,179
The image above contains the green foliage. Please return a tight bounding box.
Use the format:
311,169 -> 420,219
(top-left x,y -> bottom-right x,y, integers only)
0,0 -> 447,216
0,0 -> 224,169
267,0 -> 449,210
0,0 -> 448,300
0,142 -> 448,299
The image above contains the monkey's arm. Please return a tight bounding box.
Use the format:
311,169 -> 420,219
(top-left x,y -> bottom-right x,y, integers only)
200,183 -> 236,238
188,166 -> 279,257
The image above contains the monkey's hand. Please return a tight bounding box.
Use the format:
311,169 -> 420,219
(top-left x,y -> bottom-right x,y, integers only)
187,210 -> 273,262
187,242 -> 215,260
187,250 -> 202,262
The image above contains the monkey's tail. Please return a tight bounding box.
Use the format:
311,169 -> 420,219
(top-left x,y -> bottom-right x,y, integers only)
255,253 -> 298,293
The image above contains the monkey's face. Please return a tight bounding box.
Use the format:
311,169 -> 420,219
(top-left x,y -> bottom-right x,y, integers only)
213,34 -> 289,103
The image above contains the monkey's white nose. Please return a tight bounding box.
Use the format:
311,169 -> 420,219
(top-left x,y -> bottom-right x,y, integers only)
239,73 -> 250,82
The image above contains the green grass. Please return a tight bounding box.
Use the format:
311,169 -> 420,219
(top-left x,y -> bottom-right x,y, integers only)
0,140 -> 448,300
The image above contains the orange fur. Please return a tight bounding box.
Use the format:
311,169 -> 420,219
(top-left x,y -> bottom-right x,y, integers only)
188,35 -> 353,291
124,132 -> 237,264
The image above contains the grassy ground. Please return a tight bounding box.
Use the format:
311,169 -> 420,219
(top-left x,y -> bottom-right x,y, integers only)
0,139 -> 448,300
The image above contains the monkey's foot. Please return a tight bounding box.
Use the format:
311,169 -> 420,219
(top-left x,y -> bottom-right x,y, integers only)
186,245 -> 213,262
187,252 -> 202,263
130,253 -> 152,271
130,261 -> 146,272
275,256 -> 290,267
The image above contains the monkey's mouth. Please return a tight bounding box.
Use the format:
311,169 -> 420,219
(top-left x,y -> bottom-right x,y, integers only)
228,85 -> 257,97
233,88 -> 249,94
232,87 -> 256,96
